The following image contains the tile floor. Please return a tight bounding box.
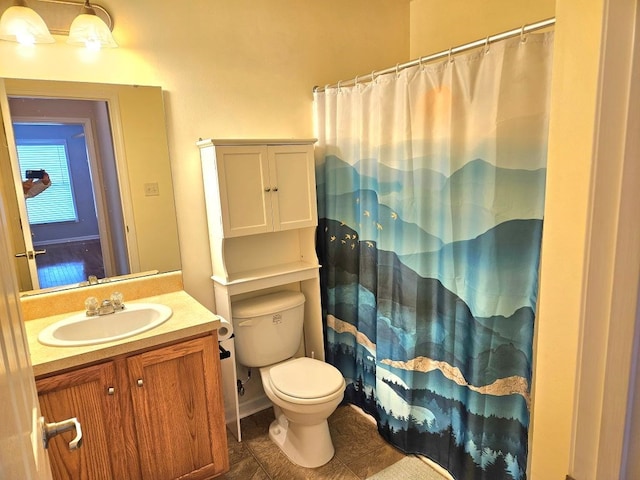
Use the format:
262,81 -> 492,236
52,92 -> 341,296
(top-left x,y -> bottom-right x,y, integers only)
218,404 -> 407,480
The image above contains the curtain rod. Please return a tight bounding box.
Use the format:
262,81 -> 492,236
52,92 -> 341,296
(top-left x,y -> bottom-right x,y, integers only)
313,17 -> 555,93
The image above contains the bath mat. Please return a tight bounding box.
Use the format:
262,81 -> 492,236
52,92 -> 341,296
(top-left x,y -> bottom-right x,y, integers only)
366,456 -> 448,480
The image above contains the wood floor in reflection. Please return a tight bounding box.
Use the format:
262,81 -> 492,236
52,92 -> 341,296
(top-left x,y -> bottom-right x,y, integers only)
36,239 -> 105,288
218,404 -> 407,480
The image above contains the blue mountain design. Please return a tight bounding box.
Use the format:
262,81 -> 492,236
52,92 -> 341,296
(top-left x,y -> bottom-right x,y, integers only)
319,218 -> 535,388
317,155 -> 546,246
321,188 -> 444,253
398,218 -> 543,317
317,153 -> 544,480
317,154 -> 447,197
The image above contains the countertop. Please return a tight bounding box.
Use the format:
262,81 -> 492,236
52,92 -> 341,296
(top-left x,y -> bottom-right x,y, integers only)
26,290 -> 221,378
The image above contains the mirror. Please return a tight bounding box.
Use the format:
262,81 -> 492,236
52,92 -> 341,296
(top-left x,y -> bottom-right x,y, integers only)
0,79 -> 181,295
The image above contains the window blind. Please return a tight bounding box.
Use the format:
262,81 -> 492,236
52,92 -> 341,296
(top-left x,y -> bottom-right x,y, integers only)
17,142 -> 78,225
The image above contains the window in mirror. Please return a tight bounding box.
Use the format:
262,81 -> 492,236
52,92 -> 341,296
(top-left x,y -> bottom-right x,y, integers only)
17,140 -> 78,224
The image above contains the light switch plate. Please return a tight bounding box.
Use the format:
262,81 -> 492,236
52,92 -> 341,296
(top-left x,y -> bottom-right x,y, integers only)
144,182 -> 159,196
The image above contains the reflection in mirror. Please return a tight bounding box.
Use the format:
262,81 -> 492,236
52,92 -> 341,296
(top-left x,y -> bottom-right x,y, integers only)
12,98 -> 128,290
0,79 -> 181,296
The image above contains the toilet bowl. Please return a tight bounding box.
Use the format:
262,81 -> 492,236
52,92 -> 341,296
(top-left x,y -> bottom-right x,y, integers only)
260,357 -> 345,468
231,291 -> 346,468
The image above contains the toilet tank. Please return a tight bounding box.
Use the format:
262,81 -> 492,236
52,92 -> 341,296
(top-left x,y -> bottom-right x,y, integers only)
231,291 -> 305,367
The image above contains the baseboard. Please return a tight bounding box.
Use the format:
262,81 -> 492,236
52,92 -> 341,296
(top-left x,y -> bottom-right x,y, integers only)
34,235 -> 100,246
238,394 -> 272,419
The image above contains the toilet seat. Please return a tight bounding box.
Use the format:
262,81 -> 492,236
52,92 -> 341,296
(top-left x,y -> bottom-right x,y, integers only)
268,357 -> 344,404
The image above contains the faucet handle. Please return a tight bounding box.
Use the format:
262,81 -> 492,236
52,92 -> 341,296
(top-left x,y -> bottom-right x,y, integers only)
85,297 -> 98,316
110,292 -> 124,310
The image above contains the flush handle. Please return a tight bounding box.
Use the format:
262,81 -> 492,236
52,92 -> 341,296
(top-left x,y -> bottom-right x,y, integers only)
41,416 -> 83,451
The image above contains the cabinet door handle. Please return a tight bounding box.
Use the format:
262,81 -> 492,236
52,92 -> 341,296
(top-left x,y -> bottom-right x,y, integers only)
264,187 -> 271,192
107,387 -> 115,395
41,416 -> 83,451
137,378 -> 144,387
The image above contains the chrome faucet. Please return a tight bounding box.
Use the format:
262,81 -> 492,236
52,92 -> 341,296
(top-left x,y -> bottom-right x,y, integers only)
85,292 -> 125,316
98,299 -> 115,316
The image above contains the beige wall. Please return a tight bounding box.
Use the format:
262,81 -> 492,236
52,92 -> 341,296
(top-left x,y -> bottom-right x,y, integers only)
0,0 -> 410,310
409,0 -> 555,58
2,0 -> 628,478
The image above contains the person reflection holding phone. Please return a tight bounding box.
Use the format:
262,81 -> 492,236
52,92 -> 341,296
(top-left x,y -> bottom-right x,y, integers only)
23,170 -> 51,199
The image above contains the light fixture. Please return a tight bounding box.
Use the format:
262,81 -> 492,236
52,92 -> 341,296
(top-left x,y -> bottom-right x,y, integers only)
0,0 -> 117,49
67,0 -> 116,49
0,0 -> 54,45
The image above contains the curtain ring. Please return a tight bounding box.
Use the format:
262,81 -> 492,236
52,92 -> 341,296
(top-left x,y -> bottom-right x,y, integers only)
337,80 -> 343,93
448,47 -> 454,64
520,24 -> 528,43
371,70 -> 376,84
484,36 -> 491,54
395,63 -> 400,78
354,74 -> 359,86
418,56 -> 424,70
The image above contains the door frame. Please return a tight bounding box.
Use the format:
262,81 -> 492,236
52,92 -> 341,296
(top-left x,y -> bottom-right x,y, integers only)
568,0 -> 640,478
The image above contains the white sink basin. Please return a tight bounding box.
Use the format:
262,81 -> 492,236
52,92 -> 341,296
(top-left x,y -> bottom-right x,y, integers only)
38,303 -> 173,347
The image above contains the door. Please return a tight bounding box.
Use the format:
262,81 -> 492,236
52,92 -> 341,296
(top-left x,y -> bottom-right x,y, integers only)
127,335 -> 229,480
0,128 -> 52,477
216,145 -> 271,237
268,144 -> 317,231
0,80 -> 41,288
36,362 -> 129,480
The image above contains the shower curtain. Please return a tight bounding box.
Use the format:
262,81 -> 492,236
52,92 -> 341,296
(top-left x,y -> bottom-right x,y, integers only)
314,32 -> 553,480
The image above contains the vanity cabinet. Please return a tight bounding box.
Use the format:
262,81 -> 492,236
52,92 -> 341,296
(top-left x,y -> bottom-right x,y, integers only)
36,333 -> 229,480
198,139 -> 317,238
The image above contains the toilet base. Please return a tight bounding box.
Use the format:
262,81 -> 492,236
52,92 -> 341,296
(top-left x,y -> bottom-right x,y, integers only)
268,408 -> 335,468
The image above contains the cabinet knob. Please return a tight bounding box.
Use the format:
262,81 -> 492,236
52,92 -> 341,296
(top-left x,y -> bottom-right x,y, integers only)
273,187 -> 278,192
264,187 -> 271,192
137,379 -> 144,387
107,387 -> 115,395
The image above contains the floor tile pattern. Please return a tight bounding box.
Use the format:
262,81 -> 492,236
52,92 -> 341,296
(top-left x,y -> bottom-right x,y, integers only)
217,404 -> 407,480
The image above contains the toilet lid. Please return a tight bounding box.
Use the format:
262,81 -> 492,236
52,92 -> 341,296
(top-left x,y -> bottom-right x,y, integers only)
269,357 -> 344,400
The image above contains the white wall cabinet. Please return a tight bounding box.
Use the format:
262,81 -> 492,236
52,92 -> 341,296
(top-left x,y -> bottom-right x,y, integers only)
198,140 -> 317,238
198,139 -> 324,440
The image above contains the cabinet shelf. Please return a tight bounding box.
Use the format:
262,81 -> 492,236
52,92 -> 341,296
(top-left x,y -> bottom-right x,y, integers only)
212,261 -> 320,295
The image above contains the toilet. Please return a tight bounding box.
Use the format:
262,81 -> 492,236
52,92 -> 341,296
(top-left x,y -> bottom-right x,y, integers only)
232,291 -> 346,468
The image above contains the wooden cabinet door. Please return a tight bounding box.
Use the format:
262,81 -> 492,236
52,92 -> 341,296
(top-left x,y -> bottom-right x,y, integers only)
126,335 -> 229,480
36,362 -> 131,480
268,144 -> 317,231
216,145 -> 272,237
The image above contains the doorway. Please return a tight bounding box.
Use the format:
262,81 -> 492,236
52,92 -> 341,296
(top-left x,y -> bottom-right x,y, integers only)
14,122 -> 106,288
9,97 -> 129,290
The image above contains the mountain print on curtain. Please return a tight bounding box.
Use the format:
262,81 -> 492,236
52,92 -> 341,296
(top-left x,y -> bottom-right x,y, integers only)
315,33 -> 554,480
